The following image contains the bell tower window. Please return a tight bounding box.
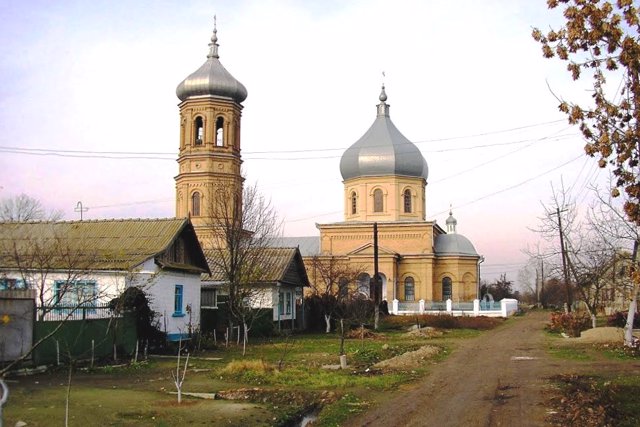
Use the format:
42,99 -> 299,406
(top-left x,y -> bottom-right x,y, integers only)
194,117 -> 204,146
351,191 -> 357,214
403,189 -> 412,213
191,191 -> 201,216
373,189 -> 383,213
216,117 -> 224,146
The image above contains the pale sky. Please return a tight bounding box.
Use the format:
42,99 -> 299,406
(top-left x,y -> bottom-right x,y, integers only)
0,0 -> 611,284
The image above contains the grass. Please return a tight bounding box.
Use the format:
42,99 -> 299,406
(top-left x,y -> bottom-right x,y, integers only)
315,392 -> 368,427
547,346 -> 594,361
4,320 -> 500,426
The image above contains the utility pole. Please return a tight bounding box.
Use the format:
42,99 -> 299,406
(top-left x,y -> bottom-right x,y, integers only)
540,258 -> 545,308
553,207 -> 572,312
371,222 -> 381,330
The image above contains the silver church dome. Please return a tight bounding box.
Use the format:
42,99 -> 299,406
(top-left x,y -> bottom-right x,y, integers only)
434,234 -> 479,256
435,211 -> 479,256
176,21 -> 247,103
339,86 -> 428,181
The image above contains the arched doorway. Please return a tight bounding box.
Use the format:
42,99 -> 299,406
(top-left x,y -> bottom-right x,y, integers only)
442,277 -> 452,301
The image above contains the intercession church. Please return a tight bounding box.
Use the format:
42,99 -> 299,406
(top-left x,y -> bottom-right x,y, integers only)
173,21 -> 481,308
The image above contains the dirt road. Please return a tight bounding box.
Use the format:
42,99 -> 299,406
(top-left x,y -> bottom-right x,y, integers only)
345,311 -> 566,427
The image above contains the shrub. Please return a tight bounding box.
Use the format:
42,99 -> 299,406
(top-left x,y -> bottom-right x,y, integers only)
606,311 -> 640,328
548,312 -> 591,337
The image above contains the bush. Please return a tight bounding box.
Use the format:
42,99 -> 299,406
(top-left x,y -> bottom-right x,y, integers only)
606,311 -> 640,328
548,312 -> 591,337
381,314 -> 502,331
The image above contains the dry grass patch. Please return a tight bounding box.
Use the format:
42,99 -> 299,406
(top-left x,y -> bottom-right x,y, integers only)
220,359 -> 275,375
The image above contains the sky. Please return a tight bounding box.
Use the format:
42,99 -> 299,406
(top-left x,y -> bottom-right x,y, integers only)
0,0 -> 613,285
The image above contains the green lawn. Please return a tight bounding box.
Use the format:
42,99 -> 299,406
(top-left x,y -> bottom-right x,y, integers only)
4,318 -> 501,426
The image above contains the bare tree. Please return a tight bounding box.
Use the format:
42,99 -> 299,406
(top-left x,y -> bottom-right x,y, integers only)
0,193 -> 62,222
204,183 -> 282,355
307,256 -> 364,333
533,181 -> 579,312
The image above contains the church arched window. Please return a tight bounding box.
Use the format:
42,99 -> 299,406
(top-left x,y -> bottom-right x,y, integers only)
373,189 -> 383,213
403,189 -> 412,213
191,191 -> 201,217
442,277 -> 452,301
215,117 -> 224,146
351,191 -> 357,214
194,117 -> 204,146
357,273 -> 370,298
404,277 -> 415,301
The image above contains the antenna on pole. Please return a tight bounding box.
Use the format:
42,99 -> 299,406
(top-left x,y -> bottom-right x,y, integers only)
74,201 -> 88,221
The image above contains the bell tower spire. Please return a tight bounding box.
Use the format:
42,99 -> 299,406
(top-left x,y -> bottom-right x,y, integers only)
174,18 -> 248,246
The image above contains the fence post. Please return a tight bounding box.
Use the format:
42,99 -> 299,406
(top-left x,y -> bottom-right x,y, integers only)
392,299 -> 399,315
419,299 -> 425,314
501,299 -> 507,317
473,299 -> 480,316
446,299 -> 452,313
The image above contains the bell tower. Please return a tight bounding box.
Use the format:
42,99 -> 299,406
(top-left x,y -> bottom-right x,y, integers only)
174,18 -> 247,246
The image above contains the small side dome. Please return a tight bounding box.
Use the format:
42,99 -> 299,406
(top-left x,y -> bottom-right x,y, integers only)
176,20 -> 247,103
434,234 -> 479,256
435,210 -> 478,256
339,86 -> 428,181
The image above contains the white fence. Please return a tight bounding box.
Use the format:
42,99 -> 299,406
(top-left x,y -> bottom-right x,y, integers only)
391,298 -> 519,317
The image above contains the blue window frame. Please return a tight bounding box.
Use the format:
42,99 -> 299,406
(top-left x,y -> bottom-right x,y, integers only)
285,291 -> 292,315
173,285 -> 184,316
278,291 -> 284,315
54,280 -> 97,314
0,278 -> 26,290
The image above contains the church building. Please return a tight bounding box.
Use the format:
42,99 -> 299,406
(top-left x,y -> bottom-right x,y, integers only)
174,21 -> 481,311
288,87 -> 482,305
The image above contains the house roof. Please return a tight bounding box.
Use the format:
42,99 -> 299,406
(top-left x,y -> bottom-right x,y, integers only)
269,236 -> 320,257
203,246 -> 309,287
0,218 -> 209,272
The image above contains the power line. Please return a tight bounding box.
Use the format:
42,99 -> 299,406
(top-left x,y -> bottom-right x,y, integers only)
0,119 -> 572,161
430,154 -> 584,218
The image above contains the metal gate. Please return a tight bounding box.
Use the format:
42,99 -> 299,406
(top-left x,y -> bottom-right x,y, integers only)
0,290 -> 35,362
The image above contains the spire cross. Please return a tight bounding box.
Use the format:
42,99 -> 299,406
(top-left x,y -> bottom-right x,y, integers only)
208,15 -> 220,59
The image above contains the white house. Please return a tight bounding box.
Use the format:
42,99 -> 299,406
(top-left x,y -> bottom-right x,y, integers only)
0,218 -> 210,341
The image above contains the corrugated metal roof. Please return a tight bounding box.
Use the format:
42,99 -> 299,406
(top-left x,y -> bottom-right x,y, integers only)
0,218 -> 193,271
203,246 -> 309,286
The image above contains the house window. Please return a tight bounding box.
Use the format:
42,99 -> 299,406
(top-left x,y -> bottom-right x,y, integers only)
215,117 -> 224,146
442,277 -> 452,301
351,191 -> 357,214
373,189 -> 383,212
54,280 -> 97,313
403,189 -> 412,213
286,291 -> 292,315
174,285 -> 184,316
201,288 -> 217,308
194,117 -> 204,145
278,291 -> 284,315
404,277 -> 415,301
0,278 -> 26,290
191,192 -> 201,217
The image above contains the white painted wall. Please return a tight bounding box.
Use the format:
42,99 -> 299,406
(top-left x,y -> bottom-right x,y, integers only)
132,259 -> 201,340
2,257 -> 202,339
